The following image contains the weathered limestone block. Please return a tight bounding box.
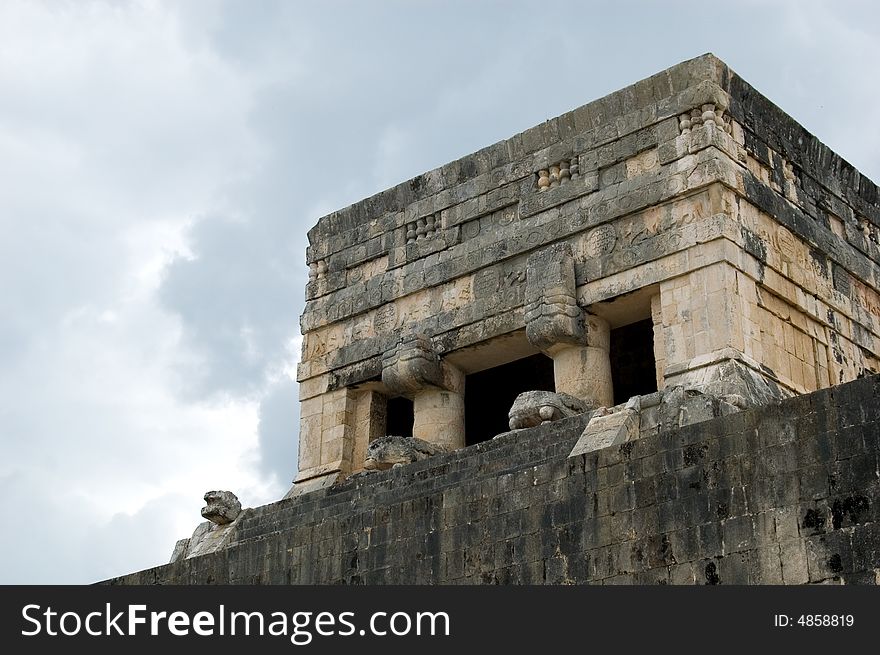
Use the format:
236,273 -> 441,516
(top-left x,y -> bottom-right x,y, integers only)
569,396 -> 641,457
659,386 -> 717,429
654,383 -> 747,432
283,472 -> 341,499
565,381 -> 753,461
362,435 -> 448,471
666,356 -> 788,409
381,333 -> 445,395
524,242 -> 585,353
635,391 -> 664,438
507,390 -> 590,430
201,490 -> 241,525
295,386 -> 357,483
351,390 -> 387,475
169,537 -> 190,563
568,377 -> 753,458
170,521 -> 239,563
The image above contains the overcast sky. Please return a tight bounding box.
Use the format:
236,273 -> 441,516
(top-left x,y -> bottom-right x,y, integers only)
1,0 -> 878,584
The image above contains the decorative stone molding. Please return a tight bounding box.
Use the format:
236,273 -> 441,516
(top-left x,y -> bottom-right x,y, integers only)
781,158 -> 800,202
524,242 -> 585,353
659,102 -> 744,166
678,103 -> 731,135
406,214 -> 438,244
858,216 -> 879,244
537,158 -> 579,191
381,332 -> 445,396
308,258 -> 328,282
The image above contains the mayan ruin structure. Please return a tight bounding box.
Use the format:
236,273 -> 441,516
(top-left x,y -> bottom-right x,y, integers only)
112,54 -> 880,585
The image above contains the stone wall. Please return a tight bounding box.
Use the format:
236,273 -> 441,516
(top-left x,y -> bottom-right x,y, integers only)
110,374 -> 880,585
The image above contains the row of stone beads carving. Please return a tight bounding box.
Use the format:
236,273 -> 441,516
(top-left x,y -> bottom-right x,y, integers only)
308,258 -> 328,282
679,103 -> 731,134
858,217 -> 879,244
537,158 -> 580,191
406,214 -> 438,244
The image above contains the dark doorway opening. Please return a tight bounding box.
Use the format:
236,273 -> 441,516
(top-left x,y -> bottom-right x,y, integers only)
386,396 -> 414,438
610,318 -> 658,405
464,353 -> 555,445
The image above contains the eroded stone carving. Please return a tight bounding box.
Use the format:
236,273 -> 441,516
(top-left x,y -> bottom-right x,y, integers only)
583,224 -> 617,258
406,215 -> 438,243
363,435 -> 448,471
201,490 -> 241,525
678,103 -> 730,135
308,258 -> 328,282
537,158 -> 579,191
508,390 -> 590,430
381,332 -> 465,451
381,333 -> 445,396
564,377 -> 767,460
170,490 -> 245,563
524,242 -> 585,353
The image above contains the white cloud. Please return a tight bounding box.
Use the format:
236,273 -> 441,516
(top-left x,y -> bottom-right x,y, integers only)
0,0 -> 280,583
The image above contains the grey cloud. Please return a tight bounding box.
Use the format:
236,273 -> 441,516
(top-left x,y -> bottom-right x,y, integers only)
159,214 -> 304,399
0,472 -> 190,584
78,493 -> 195,583
256,378 -> 300,484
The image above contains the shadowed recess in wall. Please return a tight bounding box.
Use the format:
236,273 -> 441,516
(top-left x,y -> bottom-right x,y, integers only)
464,353 -> 555,445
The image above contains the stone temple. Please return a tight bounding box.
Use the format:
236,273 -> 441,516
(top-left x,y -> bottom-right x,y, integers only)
111,54 -> 880,585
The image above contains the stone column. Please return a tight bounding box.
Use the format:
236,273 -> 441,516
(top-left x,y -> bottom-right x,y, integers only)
551,313 -> 613,407
525,242 -> 614,408
412,376 -> 465,451
650,293 -> 666,391
381,333 -> 465,450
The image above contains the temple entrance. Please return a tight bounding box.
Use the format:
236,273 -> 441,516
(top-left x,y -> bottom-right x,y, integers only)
591,286 -> 661,406
386,396 -> 414,438
464,353 -> 555,445
610,318 -> 658,404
